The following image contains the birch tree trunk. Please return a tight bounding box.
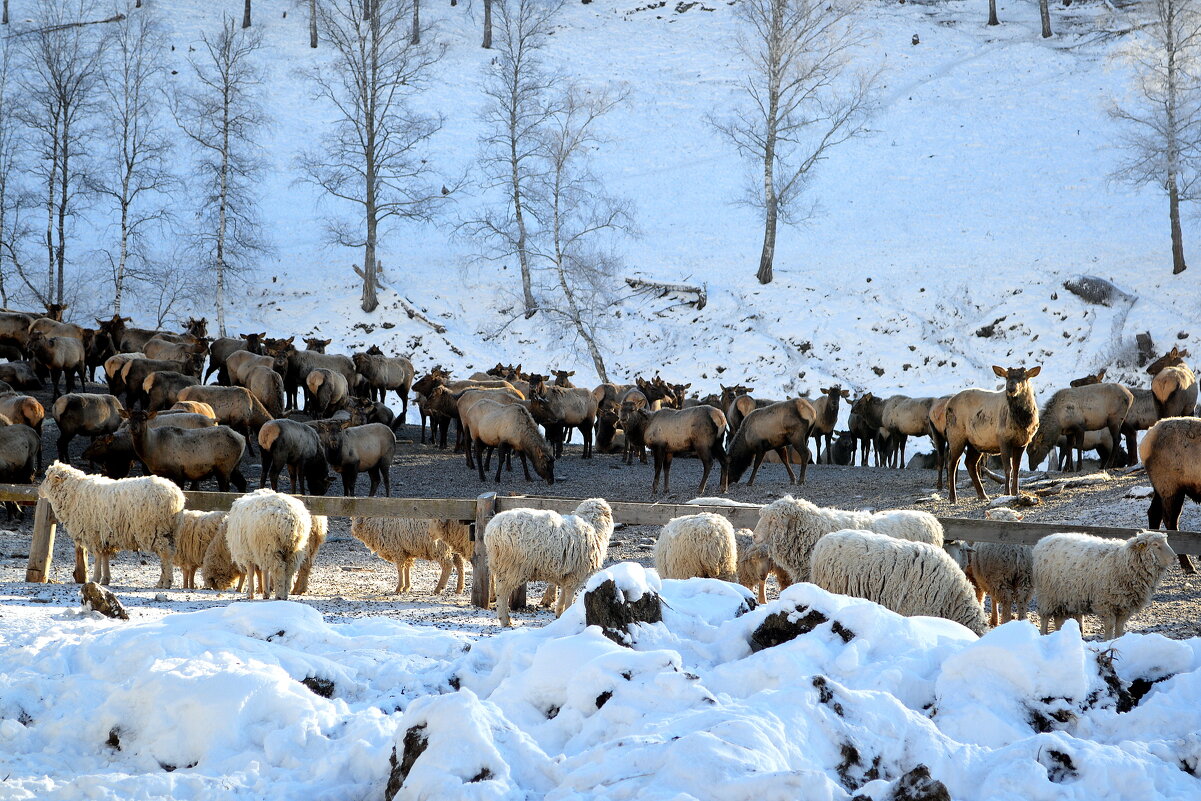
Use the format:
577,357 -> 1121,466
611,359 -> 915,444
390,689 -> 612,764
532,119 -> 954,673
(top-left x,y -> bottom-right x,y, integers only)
310,0 -> 319,47
1039,0 -> 1052,37
988,0 -> 999,26
243,0 -> 252,28
483,0 -> 493,48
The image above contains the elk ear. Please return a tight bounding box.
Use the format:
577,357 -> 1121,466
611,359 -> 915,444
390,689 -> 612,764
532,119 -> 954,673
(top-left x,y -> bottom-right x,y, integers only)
745,386 -> 754,394
1096,368 -> 1106,380
992,365 -> 1007,378
147,411 -> 158,419
118,409 -> 129,418
121,316 -> 131,322
682,383 -> 691,390
568,371 -> 575,377
820,387 -> 830,394
1025,365 -> 1042,378
841,389 -> 850,398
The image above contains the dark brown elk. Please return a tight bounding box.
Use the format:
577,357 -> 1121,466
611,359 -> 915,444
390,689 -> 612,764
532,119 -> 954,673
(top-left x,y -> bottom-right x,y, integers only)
1148,347 -> 1198,419
124,409 -> 248,491
456,388 -> 525,469
51,393 -> 123,463
527,373 -> 598,458
303,337 -> 331,352
83,327 -> 117,383
1120,388 -> 1158,467
307,368 -> 349,418
848,393 -> 888,466
618,394 -> 650,464
352,346 -> 414,415
811,386 -> 850,464
82,411 -> 216,478
121,358 -> 188,408
144,371 -> 199,412
103,352 -> 141,396
1141,416 -> 1201,573
619,405 -> 727,494
26,330 -> 86,398
880,395 -> 936,469
279,345 -> 354,410
0,311 -> 38,355
945,365 -> 1041,503
258,418 -> 330,495
727,398 -> 815,486
0,361 -> 43,391
592,382 -> 635,452
206,332 -> 265,384
0,424 -> 40,518
310,419 -> 396,496
928,395 -> 952,488
1026,383 -> 1134,471
551,369 -> 576,387
1069,368 -> 1106,388
459,398 -> 555,484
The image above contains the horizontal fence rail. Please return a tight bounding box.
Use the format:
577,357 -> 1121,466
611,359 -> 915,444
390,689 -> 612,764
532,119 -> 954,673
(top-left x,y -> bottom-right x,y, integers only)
6,484 -> 1199,602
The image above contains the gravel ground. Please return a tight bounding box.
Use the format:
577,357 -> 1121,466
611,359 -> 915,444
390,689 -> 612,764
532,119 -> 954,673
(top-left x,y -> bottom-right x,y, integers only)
1,380 -> 1199,639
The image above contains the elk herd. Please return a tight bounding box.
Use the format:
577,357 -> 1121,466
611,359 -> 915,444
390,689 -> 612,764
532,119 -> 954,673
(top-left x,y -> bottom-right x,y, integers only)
0,303 -> 1199,557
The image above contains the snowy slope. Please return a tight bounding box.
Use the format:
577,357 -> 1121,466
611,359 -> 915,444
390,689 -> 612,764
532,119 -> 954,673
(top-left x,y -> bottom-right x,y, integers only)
18,0 -> 1201,401
2,566 -> 1200,799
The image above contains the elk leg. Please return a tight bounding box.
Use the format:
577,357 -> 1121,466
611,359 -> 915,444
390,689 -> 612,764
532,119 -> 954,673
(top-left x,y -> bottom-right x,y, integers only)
964,446 -> 987,501
475,441 -> 487,482
518,451 -> 532,482
652,447 -> 664,493
777,448 -> 796,484
1163,492 -> 1196,572
696,448 -> 712,495
495,444 -> 510,482
748,452 -> 767,486
367,467 -> 381,497
662,451 -> 674,494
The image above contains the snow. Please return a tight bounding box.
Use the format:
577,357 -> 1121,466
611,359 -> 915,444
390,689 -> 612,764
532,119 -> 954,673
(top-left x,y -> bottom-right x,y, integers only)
2,565 -> 1201,799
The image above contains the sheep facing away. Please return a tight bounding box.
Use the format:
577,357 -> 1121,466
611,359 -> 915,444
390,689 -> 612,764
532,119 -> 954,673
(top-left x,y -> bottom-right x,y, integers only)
811,529 -> 988,635
966,508 -> 1035,627
200,514 -> 326,595
224,488 -> 311,601
38,461 -> 184,588
484,498 -> 614,627
350,517 -> 472,594
752,495 -> 944,586
654,513 -> 737,581
1032,530 -> 1175,639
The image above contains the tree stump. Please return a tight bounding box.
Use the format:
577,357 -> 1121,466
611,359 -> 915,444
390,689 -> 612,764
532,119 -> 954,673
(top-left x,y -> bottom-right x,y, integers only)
583,578 -> 662,646
81,582 -> 128,620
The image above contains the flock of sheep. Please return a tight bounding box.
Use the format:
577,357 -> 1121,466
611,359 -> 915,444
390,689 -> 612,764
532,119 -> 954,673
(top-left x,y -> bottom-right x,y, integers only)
0,304 -> 1197,637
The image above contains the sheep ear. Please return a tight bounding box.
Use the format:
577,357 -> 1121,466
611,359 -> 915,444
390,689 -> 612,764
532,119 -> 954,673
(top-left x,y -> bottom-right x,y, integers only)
992,365 -> 1007,378
1025,365 -> 1042,378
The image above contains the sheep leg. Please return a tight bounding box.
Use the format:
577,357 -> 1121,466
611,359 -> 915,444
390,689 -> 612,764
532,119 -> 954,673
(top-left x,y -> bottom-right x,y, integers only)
102,553 -> 112,586
776,448 -> 797,484
747,452 -> 767,486
185,567 -> 197,590
393,561 -> 405,593
757,580 -> 767,604
278,566 -> 294,601
555,581 -> 579,618
1112,612 -> 1130,639
293,558 -> 312,596
259,568 -> 269,600
495,581 -> 515,627
453,554 -> 465,594
156,552 -> 174,589
987,594 -> 998,628
245,566 -> 256,600
429,559 -> 452,594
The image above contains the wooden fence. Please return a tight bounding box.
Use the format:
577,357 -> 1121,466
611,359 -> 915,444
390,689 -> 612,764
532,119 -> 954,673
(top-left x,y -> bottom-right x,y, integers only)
4,484 -> 1199,609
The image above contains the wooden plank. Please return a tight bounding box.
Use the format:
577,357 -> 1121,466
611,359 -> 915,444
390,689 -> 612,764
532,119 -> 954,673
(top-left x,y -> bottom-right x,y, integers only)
0,484 -> 38,504
24,498 -> 57,583
494,495 -> 763,529
181,491 -> 477,520
939,517 -> 1201,556
471,493 -> 497,609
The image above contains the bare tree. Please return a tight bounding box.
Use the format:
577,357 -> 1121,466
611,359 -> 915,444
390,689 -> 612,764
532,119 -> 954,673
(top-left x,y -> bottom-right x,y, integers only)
310,0 -> 319,47
0,39 -> 37,307
527,87 -> 634,382
3,0 -> 9,26
715,0 -> 877,284
988,0 -> 999,26
92,3 -> 176,315
1111,0 -> 1201,275
172,15 -> 270,335
243,0 -> 252,28
16,0 -> 108,304
464,0 -> 563,319
1040,0 -> 1052,38
300,0 -> 447,313
483,0 -> 493,48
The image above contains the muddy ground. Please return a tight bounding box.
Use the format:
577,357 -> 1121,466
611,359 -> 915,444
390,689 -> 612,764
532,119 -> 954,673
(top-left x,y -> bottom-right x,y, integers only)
1,380 -> 1198,639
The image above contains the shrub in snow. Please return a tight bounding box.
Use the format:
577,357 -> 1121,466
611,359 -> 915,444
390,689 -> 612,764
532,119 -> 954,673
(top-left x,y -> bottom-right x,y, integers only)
654,513 -> 737,581
811,529 -> 987,635
1032,530 -> 1175,638
752,495 -> 944,585
484,498 -> 613,626
39,461 -> 184,588
350,517 -> 471,594
224,488 -> 311,600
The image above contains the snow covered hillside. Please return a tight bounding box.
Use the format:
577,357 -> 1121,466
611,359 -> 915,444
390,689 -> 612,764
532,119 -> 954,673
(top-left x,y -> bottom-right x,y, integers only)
11,0 -> 1198,400
2,566 -> 1200,799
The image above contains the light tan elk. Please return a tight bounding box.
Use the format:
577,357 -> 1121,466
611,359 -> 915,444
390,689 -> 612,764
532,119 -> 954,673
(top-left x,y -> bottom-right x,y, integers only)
945,365 -> 1041,503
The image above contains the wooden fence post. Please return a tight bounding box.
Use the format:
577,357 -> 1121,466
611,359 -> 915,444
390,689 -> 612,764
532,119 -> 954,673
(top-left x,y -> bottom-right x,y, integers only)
470,492 -> 526,611
471,493 -> 497,609
24,498 -> 57,584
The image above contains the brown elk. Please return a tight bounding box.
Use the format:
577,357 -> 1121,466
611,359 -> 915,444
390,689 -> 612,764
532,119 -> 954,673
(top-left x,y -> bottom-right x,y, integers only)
1148,347 -> 1198,419
1025,383 -> 1134,471
945,365 -> 1041,503
727,398 -> 815,486
1140,417 -> 1201,573
811,386 -> 850,464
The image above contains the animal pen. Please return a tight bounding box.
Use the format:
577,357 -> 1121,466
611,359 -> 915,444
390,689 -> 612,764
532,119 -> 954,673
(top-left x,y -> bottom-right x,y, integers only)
5,483 -> 1201,611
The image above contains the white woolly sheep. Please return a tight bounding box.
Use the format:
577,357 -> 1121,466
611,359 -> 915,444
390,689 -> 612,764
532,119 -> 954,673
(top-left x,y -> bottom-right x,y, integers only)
291,515 -> 328,595
201,514 -> 325,595
654,513 -> 737,582
811,529 -> 988,635
38,461 -> 184,588
175,510 -> 227,590
350,517 -> 473,594
752,495 -> 945,585
960,508 -> 1034,627
484,498 -> 614,627
1032,530 -> 1175,638
735,528 -> 788,603
224,488 -> 311,601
